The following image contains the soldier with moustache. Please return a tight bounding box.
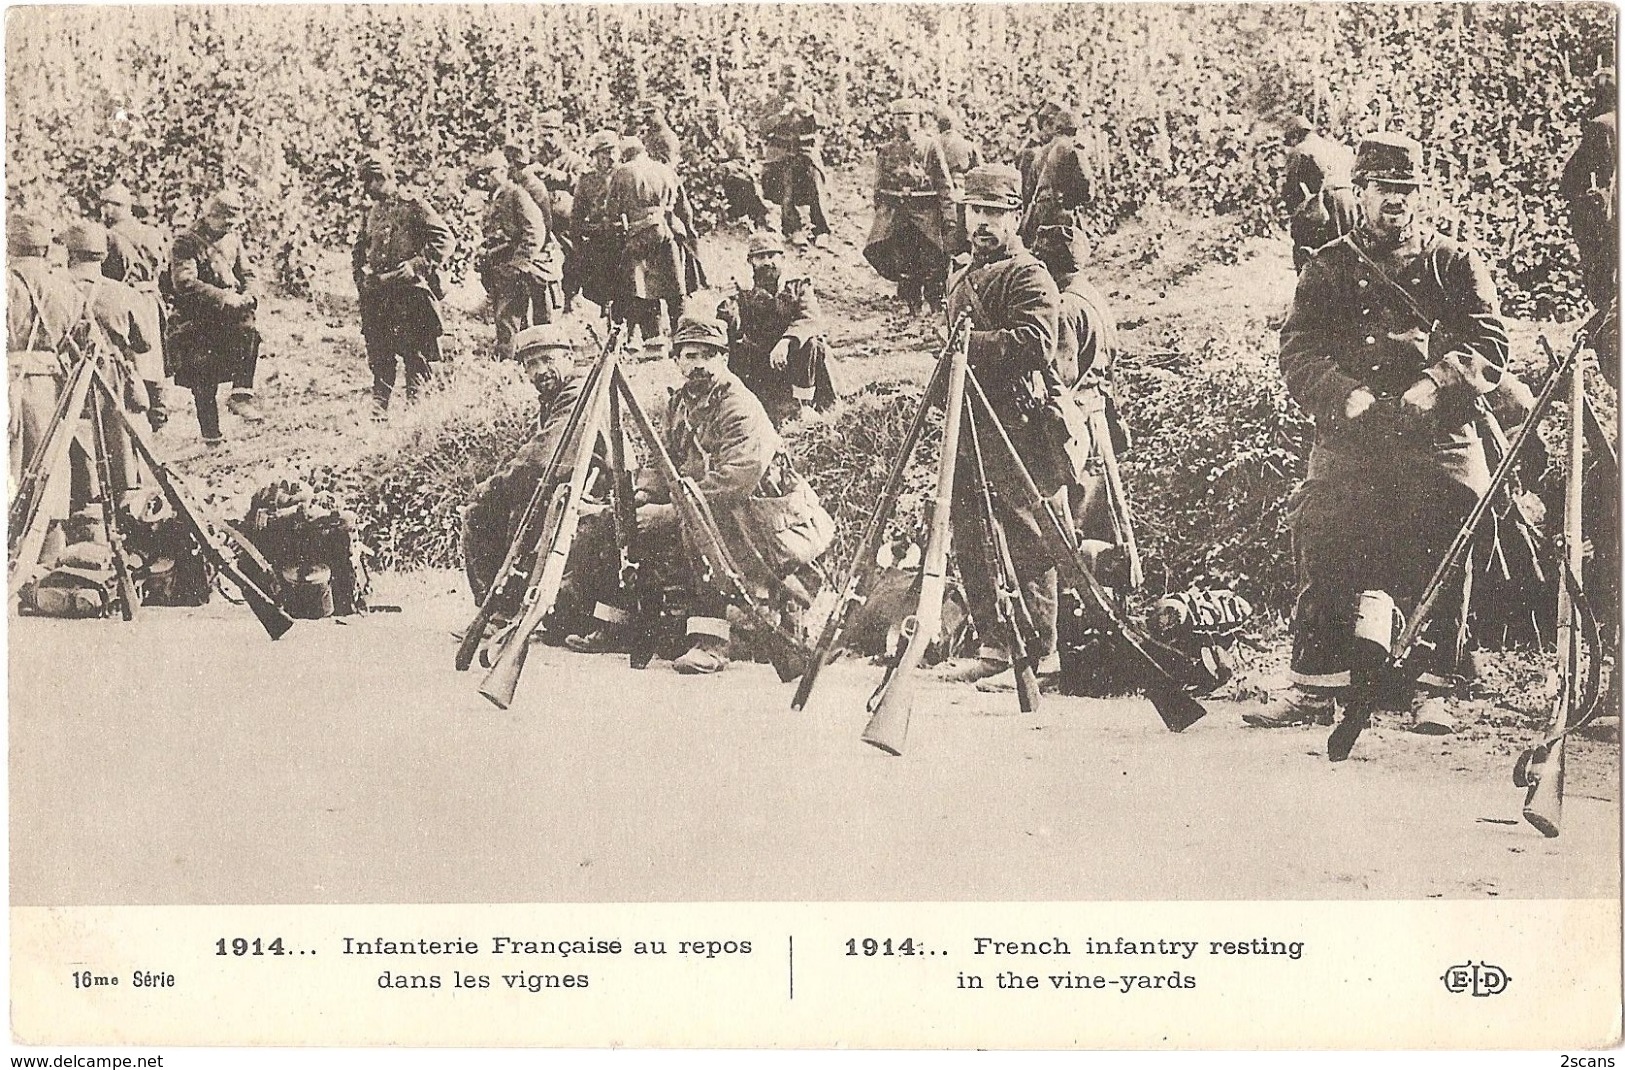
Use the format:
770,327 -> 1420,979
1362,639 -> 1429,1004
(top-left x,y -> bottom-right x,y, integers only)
98,182 -> 169,430
864,97 -> 955,317
1252,133 -> 1510,736
353,151 -> 453,415
717,229 -> 834,426
563,315 -> 832,674
932,164 -> 1068,687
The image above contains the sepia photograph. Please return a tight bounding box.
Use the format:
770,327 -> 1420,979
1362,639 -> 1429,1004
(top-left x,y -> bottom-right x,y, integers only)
5,0 -> 1620,1052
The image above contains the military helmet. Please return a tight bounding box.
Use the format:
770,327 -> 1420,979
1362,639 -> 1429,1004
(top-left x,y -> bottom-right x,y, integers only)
747,230 -> 786,258
7,212 -> 53,255
513,323 -> 576,358
671,316 -> 729,353
62,220 -> 109,257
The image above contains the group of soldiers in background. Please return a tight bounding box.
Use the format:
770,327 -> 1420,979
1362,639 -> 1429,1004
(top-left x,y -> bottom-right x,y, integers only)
9,66 -> 1618,719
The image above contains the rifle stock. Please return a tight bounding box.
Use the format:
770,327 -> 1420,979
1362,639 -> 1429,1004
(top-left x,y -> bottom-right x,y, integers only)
111,376 -> 293,640
1523,332 -> 1588,836
86,378 -> 138,621
793,317 -> 969,711
861,325 -> 969,754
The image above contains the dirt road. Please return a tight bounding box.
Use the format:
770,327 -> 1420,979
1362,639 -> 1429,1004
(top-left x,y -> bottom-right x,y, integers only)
11,573 -> 1617,906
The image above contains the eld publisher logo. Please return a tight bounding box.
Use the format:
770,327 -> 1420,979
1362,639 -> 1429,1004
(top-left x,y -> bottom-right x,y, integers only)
1441,961 -> 1511,997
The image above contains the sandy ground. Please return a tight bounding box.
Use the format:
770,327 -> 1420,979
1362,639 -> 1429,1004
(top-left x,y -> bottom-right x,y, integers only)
10,571 -> 1617,907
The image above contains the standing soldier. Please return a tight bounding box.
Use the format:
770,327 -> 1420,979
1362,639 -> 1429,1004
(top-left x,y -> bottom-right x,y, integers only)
704,96 -> 770,230
718,230 -> 834,426
1016,100 -> 1064,216
563,315 -> 832,674
166,190 -> 263,446
1559,69 -> 1617,373
567,130 -> 622,315
605,137 -> 689,344
61,221 -> 149,490
638,99 -> 683,169
935,106 -> 981,258
534,109 -> 592,197
1281,115 -> 1358,273
933,164 -> 1066,687
99,183 -> 168,430
8,214 -> 83,499
864,98 -> 954,317
1253,133 -> 1510,736
469,151 -> 558,360
1022,108 -> 1095,243
759,62 -> 831,247
353,151 -> 453,416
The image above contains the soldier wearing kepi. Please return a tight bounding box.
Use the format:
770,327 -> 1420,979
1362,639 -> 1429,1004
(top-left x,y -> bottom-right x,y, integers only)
166,190 -> 263,446
864,97 -> 954,317
567,130 -> 622,314
933,164 -> 1067,686
61,221 -> 150,489
353,151 -> 453,415
717,229 -> 834,426
461,323 -> 590,613
564,315 -> 832,674
759,62 -> 831,247
469,150 -> 558,360
99,182 -> 168,430
1281,115 -> 1358,273
8,214 -> 83,495
534,109 -> 592,197
1254,132 -> 1510,735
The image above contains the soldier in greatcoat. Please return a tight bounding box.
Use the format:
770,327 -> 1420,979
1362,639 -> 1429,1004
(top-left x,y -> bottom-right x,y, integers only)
469,151 -> 559,360
566,130 -> 622,313
717,230 -> 834,425
353,151 -> 453,414
933,164 -> 1067,687
1281,115 -> 1359,273
98,182 -> 168,430
166,190 -> 263,446
62,221 -> 150,491
605,138 -> 691,343
759,63 -> 831,247
1021,108 -> 1095,243
703,96 -> 770,231
563,316 -> 832,674
9,214 -> 85,515
1251,133 -> 1510,736
1559,69 -> 1617,373
864,98 -> 954,317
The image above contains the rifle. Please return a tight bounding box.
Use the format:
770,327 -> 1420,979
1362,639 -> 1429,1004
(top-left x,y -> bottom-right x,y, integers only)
963,366 -> 1208,733
612,369 -> 810,683
1521,332 -> 1591,836
86,382 -> 139,621
455,324 -> 620,672
791,315 -> 967,711
1086,404 -> 1144,590
965,397 -> 1041,712
606,381 -> 658,669
8,358 -> 96,597
478,348 -> 615,709
108,366 -> 293,640
861,324 -> 971,755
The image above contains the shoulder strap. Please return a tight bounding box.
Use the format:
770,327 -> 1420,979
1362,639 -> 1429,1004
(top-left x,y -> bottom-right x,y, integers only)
1344,234 -> 1438,330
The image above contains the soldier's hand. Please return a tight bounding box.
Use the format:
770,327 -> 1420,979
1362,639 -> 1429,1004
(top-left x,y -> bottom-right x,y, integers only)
769,338 -> 791,370
1344,387 -> 1376,420
1400,377 -> 1439,414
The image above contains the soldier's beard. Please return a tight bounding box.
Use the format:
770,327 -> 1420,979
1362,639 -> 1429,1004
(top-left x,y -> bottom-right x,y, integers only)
753,266 -> 781,291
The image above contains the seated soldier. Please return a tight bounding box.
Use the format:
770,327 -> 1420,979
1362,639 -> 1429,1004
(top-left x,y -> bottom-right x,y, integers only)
460,324 -> 591,614
717,230 -> 835,426
564,315 -> 832,674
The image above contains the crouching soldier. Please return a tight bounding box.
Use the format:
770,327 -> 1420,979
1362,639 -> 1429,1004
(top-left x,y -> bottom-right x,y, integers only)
564,316 -> 833,674
460,324 -> 591,612
718,230 -> 835,426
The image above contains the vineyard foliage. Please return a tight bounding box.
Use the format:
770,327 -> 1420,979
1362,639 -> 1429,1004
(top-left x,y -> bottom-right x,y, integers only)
7,4 -> 1614,314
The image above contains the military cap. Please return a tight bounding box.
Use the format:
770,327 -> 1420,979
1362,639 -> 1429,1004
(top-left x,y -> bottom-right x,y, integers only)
62,220 -> 109,257
470,150 -> 508,174
358,150 -> 395,181
888,97 -> 933,117
587,129 -> 620,156
747,230 -> 786,257
1283,114 -> 1314,137
205,189 -> 246,218
7,212 -> 53,255
513,323 -> 576,357
99,182 -> 135,206
671,315 -> 729,352
961,163 -> 1023,211
537,109 -> 566,131
1353,132 -> 1424,187
1052,108 -> 1082,135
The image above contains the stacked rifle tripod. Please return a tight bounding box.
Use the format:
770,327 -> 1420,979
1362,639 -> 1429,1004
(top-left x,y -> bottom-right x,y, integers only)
793,314 -> 1212,755
8,346 -> 292,639
455,323 -> 808,709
